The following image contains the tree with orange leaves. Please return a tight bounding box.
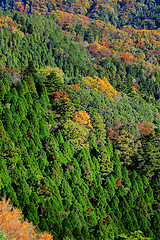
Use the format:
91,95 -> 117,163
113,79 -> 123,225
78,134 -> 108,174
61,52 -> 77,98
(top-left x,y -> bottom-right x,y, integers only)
138,121 -> 154,136
67,84 -> 81,89
51,91 -> 68,101
14,1 -> 24,12
121,52 -> 130,64
0,197 -> 53,240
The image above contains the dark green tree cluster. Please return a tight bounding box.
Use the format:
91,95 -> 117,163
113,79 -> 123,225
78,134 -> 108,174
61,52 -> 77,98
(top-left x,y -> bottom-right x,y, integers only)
0,12 -> 94,77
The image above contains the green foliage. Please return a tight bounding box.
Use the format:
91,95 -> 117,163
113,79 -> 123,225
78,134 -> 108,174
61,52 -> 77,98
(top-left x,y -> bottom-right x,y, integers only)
98,143 -> 113,174
62,120 -> 89,151
45,70 -> 64,94
0,231 -> 8,240
115,130 -> 135,166
91,113 -> 106,140
0,81 -> 6,101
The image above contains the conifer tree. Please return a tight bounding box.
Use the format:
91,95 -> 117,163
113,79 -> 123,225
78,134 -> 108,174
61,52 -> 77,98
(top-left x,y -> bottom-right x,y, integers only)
88,131 -> 99,156
56,129 -> 65,144
136,175 -> 145,195
3,108 -> 13,135
151,210 -> 160,238
115,130 -> 135,166
110,175 -> 118,189
60,98 -> 75,120
122,166 -> 131,188
114,164 -> 122,180
25,202 -> 40,227
127,190 -> 134,207
17,81 -> 25,98
25,75 -> 37,93
91,113 -> 106,140
138,133 -> 160,178
45,70 -> 64,94
0,80 -> 6,101
98,143 -> 113,174
105,177 -> 115,199
146,185 -> 154,205
84,28 -> 94,43
60,179 -> 74,210
25,60 -> 37,77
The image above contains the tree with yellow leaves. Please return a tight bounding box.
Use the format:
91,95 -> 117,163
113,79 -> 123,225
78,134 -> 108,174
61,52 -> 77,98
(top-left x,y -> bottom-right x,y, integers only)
73,110 -> 92,129
83,75 -> 119,101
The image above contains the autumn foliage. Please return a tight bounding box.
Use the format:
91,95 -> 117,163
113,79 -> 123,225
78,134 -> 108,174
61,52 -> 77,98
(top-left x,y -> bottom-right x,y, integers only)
138,121 -> 154,136
0,67 -> 14,74
83,75 -> 120,101
14,1 -> 24,12
115,178 -> 121,188
67,84 -> 81,89
132,83 -> 139,88
0,16 -> 17,29
0,197 -> 53,240
51,91 -> 68,100
73,110 -> 92,129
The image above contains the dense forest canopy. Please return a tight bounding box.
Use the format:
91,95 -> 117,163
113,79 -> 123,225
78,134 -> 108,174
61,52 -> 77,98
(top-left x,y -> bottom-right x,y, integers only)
0,1 -> 160,240
1,0 -> 160,29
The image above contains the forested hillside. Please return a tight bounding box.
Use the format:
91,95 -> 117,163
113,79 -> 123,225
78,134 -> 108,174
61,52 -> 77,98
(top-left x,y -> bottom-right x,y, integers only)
1,0 -> 160,29
0,1 -> 160,240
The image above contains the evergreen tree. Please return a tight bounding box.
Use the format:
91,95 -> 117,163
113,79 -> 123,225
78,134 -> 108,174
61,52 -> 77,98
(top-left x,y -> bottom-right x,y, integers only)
84,28 -> 94,43
3,108 -> 13,135
104,177 -> 115,199
91,113 -> 106,140
59,98 -> 75,120
45,71 -> 64,94
115,130 -> 135,166
114,164 -> 122,180
0,80 -> 6,101
122,166 -> 131,188
98,143 -> 113,174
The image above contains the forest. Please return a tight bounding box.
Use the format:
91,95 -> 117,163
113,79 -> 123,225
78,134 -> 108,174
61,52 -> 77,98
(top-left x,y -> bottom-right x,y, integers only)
0,1 -> 160,240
